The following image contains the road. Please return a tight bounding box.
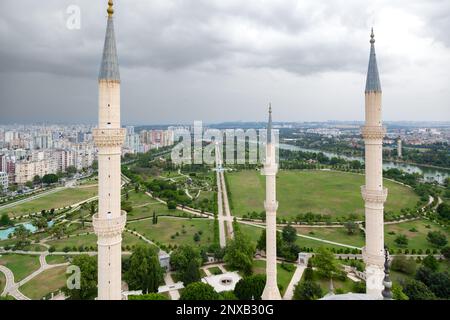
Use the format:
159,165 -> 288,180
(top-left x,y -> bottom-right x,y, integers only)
215,142 -> 234,246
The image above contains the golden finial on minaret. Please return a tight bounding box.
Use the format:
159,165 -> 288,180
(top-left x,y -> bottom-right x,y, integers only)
107,0 -> 114,17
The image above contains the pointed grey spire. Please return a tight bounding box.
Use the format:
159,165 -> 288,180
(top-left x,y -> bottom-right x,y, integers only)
99,5 -> 120,82
267,104 -> 273,144
365,28 -> 381,93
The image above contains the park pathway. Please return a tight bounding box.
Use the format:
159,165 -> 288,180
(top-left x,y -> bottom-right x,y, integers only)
283,265 -> 306,300
0,252 -> 69,300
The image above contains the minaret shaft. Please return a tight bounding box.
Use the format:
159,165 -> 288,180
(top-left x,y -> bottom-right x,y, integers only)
92,4 -> 126,300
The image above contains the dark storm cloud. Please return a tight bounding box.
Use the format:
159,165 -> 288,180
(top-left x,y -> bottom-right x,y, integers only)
0,0 -> 449,124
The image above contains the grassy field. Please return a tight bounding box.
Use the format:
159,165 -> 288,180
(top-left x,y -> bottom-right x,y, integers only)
0,254 -> 40,282
129,216 -> 214,247
252,260 -> 296,295
292,226 -> 365,248
20,266 -> 67,300
385,219 -> 449,251
126,200 -> 186,221
46,255 -> 70,265
207,266 -> 223,275
0,271 -> 5,294
46,232 -> 148,251
227,170 -> 419,219
0,186 -> 98,217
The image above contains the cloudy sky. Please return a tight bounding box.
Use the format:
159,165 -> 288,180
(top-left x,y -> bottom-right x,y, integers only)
0,0 -> 449,125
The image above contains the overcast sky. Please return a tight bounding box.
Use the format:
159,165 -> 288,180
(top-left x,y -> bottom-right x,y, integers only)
0,0 -> 449,125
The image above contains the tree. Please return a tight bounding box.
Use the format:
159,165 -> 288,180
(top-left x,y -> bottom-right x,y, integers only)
0,213 -> 12,227
125,245 -> 164,294
394,234 -> 409,247
180,282 -> 219,300
402,279 -> 436,300
344,221 -> 359,235
416,267 -> 450,299
422,255 -> 439,272
170,245 -> 202,285
42,174 -> 58,185
256,229 -> 266,251
12,225 -> 31,249
182,259 -> 201,286
303,260 -> 314,281
392,283 -> 408,300
234,274 -> 266,300
441,247 -> 450,260
224,232 -> 255,276
427,231 -> 448,247
121,201 -> 133,213
33,175 -> 42,185
128,293 -> 168,300
32,216 -> 48,231
25,181 -> 33,189
293,280 -> 322,300
66,166 -> 77,177
167,200 -> 177,210
64,255 -> 97,300
437,203 -> 450,220
282,225 -> 297,244
314,247 -> 338,280
390,256 -> 416,275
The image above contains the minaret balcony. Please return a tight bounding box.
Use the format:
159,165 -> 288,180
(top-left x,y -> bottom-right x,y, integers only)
361,186 -> 388,203
93,128 -> 126,147
92,210 -> 127,237
361,126 -> 386,140
264,200 -> 279,212
362,247 -> 385,266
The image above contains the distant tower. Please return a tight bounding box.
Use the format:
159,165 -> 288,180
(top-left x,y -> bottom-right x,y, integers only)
361,29 -> 388,298
397,137 -> 402,158
92,0 -> 126,300
261,105 -> 282,300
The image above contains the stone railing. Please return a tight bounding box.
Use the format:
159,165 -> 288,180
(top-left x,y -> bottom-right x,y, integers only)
92,128 -> 126,147
92,210 -> 127,237
361,186 -> 388,203
361,125 -> 386,139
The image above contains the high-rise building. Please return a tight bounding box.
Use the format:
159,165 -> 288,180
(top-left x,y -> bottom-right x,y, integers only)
0,171 -> 8,192
361,29 -> 387,298
92,0 -> 126,300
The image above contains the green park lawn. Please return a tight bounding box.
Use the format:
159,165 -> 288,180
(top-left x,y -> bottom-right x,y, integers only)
227,170 -> 419,219
126,200 -> 186,221
129,216 -> 214,247
45,255 -> 70,265
46,232 -> 148,252
207,266 -> 223,275
252,260 -> 296,295
292,226 -> 365,248
20,266 -> 67,300
0,186 -> 98,217
0,272 -> 5,294
385,219 -> 449,251
0,254 -> 41,282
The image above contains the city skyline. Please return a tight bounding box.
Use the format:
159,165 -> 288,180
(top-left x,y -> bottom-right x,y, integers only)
1,0 -> 449,124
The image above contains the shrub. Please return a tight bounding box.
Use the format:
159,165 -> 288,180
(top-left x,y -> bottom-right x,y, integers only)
234,275 -> 266,300
293,280 -> 322,300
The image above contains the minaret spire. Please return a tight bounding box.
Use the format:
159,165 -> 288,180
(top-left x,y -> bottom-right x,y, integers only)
267,103 -> 273,144
99,0 -> 120,82
365,28 -> 381,93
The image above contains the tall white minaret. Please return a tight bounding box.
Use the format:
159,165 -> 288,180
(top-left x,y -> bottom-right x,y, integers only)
261,105 -> 281,300
92,0 -> 126,300
361,29 -> 388,298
